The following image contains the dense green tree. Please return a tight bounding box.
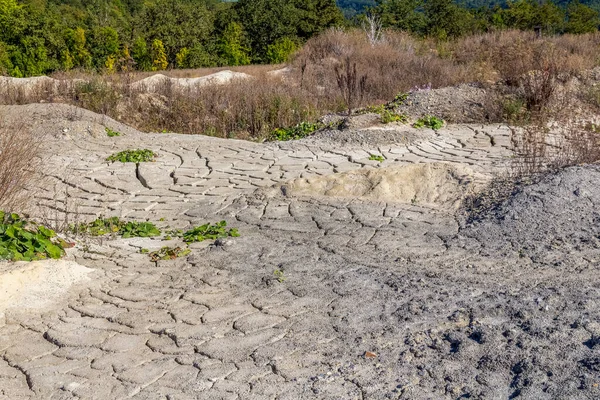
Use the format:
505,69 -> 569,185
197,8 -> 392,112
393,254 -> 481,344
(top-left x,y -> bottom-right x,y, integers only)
90,26 -> 119,69
137,0 -> 214,64
131,36 -> 151,71
266,37 -> 298,63
374,0 -> 427,33
218,22 -> 251,66
566,1 -> 599,33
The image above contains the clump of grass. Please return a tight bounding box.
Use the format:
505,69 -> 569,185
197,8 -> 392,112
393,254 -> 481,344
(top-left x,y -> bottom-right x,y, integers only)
368,154 -> 385,162
413,115 -> 444,130
74,216 -> 161,238
271,122 -> 321,141
0,211 -> 68,261
106,149 -> 156,163
105,127 -> 121,137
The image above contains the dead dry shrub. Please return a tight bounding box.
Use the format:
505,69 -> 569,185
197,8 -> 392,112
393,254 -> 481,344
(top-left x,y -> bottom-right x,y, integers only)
0,124 -> 43,213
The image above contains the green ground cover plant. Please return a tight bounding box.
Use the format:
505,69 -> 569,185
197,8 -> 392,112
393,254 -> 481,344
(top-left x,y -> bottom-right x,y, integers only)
0,211 -> 67,261
413,115 -> 444,130
271,122 -> 322,141
369,154 -> 385,162
182,221 -> 240,243
106,127 -> 121,137
75,217 -> 161,238
149,246 -> 191,261
106,149 -> 156,163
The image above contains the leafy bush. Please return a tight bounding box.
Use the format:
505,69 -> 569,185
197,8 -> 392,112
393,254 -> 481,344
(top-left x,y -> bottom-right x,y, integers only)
75,217 -> 161,238
413,115 -> 444,130
0,211 -> 67,261
106,149 -> 156,163
106,127 -> 121,137
149,246 -> 191,261
271,122 -> 321,141
182,221 -> 240,243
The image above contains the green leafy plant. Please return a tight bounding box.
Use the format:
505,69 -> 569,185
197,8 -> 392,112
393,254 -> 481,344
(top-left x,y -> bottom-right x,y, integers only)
368,154 -> 385,162
362,93 -> 408,124
380,110 -> 407,124
75,217 -> 161,238
0,211 -> 67,261
105,127 -> 121,137
139,248 -> 149,254
183,221 -> 239,243
106,149 -> 156,163
119,221 -> 161,238
413,115 -> 444,130
149,246 -> 191,261
273,269 -> 286,282
271,122 -> 321,141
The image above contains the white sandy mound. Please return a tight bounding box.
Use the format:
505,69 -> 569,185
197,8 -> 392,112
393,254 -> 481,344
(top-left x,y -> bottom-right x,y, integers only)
287,162 -> 481,208
131,70 -> 251,92
0,259 -> 93,317
0,75 -> 58,93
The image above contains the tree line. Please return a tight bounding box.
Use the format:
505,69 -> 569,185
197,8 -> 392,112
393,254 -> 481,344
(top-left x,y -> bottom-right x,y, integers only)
0,0 -> 598,77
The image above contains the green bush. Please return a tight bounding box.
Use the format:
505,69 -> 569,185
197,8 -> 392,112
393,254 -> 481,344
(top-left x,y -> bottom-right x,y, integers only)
0,211 -> 66,261
271,122 -> 321,141
413,115 -> 444,130
106,149 -> 156,163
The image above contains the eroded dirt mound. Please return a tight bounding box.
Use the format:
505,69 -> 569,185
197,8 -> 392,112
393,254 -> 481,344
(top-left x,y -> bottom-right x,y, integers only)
396,83 -> 489,123
287,162 -> 480,208
456,164 -> 600,265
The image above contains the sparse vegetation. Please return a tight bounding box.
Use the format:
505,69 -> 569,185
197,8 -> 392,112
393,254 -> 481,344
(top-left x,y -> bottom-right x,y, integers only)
182,221 -> 240,243
148,246 -> 191,261
413,115 -> 444,130
106,149 -> 156,163
74,217 -> 161,238
0,125 -> 42,213
369,154 -> 385,162
271,122 -> 322,141
106,127 -> 121,137
0,211 -> 68,261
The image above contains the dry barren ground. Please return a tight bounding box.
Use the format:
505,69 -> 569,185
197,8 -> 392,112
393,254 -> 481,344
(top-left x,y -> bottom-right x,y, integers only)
1,103 -> 599,400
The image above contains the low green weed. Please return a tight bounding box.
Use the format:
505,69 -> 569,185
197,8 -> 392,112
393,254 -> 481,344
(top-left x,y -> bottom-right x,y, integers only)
75,217 -> 161,238
149,246 -> 191,262
273,269 -> 286,282
182,221 -> 239,243
271,122 -> 321,141
368,154 -> 385,162
380,110 -> 407,124
413,115 -> 444,130
363,92 -> 409,124
105,127 -> 121,137
106,149 -> 156,163
0,211 -> 67,261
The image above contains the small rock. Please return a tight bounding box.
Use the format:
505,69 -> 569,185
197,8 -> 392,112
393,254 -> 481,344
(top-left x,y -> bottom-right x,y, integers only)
364,351 -> 377,359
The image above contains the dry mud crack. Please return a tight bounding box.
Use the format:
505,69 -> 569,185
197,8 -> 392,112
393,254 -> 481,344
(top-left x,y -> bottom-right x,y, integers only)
1,103 -> 599,399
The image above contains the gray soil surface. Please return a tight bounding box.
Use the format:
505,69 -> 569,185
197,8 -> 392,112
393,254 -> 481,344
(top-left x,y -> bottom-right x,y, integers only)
1,103 -> 599,400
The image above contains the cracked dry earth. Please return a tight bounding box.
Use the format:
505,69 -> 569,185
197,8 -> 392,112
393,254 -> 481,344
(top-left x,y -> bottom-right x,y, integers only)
2,103 -> 600,400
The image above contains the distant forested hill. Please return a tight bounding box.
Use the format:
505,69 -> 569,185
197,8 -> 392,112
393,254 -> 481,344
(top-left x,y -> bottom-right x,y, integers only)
338,0 -> 600,17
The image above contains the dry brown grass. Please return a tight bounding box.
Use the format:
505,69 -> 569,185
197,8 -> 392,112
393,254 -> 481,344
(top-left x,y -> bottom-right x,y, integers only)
1,29 -> 600,140
0,123 -> 43,213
